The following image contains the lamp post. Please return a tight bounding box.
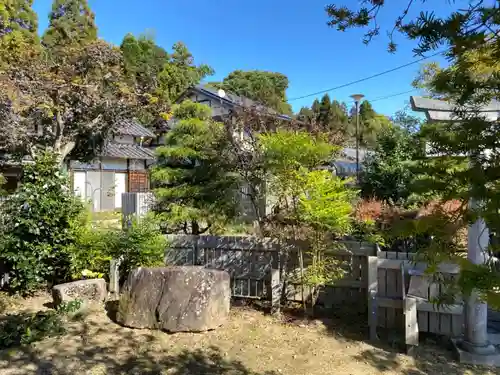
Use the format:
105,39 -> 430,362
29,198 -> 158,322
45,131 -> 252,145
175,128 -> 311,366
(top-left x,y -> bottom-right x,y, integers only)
350,94 -> 364,181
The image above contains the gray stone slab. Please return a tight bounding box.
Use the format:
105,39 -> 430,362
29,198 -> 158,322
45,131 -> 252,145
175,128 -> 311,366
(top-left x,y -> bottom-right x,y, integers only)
451,338 -> 500,367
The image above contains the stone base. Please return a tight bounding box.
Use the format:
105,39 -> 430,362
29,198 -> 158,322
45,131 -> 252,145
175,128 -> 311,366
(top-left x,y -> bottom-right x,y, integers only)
451,338 -> 500,367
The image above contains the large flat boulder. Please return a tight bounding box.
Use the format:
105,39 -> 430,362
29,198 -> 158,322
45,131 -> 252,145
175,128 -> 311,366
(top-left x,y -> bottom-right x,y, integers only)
117,266 -> 230,332
52,278 -> 107,306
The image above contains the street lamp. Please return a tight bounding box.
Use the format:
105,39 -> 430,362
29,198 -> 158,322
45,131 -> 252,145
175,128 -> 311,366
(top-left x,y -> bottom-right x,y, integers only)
350,94 -> 364,181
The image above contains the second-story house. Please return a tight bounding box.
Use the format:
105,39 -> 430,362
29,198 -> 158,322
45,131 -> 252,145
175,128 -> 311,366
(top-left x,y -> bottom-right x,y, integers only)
71,119 -> 156,212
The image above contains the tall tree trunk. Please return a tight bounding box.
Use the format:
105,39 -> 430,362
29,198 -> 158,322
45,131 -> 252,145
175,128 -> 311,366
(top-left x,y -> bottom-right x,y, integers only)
191,220 -> 200,235
54,141 -> 76,166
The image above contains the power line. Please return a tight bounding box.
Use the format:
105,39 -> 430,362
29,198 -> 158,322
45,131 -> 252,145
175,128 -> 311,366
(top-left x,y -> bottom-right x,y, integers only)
342,88 -> 418,106
369,88 -> 418,103
288,50 -> 445,102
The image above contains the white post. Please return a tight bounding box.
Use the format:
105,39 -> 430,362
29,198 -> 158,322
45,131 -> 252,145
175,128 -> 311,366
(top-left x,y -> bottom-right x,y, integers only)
461,198 -> 496,354
410,96 -> 499,357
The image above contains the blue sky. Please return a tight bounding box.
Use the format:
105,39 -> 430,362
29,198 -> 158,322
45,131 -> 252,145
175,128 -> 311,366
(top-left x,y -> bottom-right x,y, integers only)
32,0 -> 461,116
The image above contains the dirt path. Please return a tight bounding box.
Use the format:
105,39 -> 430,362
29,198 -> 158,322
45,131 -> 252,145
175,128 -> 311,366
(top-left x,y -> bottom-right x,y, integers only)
0,295 -> 498,375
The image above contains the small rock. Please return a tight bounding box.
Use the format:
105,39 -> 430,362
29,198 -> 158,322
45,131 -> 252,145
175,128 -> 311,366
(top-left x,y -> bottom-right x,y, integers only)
52,278 -> 107,307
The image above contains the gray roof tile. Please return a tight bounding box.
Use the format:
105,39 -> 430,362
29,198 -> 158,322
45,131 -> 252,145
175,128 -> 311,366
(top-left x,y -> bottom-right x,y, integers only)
103,142 -> 155,160
189,85 -> 292,121
116,119 -> 156,138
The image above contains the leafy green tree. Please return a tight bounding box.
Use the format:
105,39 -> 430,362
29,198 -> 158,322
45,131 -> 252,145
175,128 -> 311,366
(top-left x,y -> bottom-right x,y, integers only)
297,106 -> 315,124
121,33 -> 169,95
311,98 -> 321,116
151,100 -> 239,235
0,0 -> 39,64
348,100 -> 392,149
0,152 -> 84,294
121,35 -> 213,124
325,0 -> 500,306
392,110 -> 422,134
42,0 -> 97,50
257,130 -> 352,311
214,70 -> 293,115
361,126 -> 423,206
318,94 -> 332,126
297,96 -> 349,143
0,40 -> 135,164
156,42 -> 214,106
330,100 -> 349,129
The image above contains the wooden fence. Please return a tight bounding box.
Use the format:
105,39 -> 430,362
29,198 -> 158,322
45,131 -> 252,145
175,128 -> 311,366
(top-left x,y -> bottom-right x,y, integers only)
160,235 -> 466,337
165,235 -> 375,308
373,251 -> 464,337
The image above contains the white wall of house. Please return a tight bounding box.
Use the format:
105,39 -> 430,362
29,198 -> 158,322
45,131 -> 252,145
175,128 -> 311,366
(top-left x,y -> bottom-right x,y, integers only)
101,158 -> 127,171
72,157 -> 131,212
114,172 -> 127,208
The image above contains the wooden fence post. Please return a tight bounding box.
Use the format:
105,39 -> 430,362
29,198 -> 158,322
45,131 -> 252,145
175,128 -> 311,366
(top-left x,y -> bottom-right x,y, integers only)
271,269 -> 281,315
367,255 -> 378,341
109,256 -> 123,299
193,236 -> 200,265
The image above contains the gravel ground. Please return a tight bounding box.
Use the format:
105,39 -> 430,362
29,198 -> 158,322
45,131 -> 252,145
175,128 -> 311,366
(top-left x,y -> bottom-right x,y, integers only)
0,294 -> 498,375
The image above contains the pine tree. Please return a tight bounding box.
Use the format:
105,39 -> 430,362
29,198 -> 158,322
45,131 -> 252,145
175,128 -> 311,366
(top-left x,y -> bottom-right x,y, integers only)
42,0 -> 97,49
151,100 -> 239,234
318,94 -> 332,129
0,0 -> 39,62
311,99 -> 321,121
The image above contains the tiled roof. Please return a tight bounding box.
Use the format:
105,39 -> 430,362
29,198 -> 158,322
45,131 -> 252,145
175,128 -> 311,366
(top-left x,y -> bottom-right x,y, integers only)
116,119 -> 156,138
187,85 -> 293,121
102,142 -> 155,160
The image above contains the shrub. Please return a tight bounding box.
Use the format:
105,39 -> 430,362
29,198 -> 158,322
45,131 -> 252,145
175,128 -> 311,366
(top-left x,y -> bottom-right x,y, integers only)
0,300 -> 82,349
0,152 -> 85,295
66,208 -> 113,280
109,214 -> 168,279
68,210 -> 168,282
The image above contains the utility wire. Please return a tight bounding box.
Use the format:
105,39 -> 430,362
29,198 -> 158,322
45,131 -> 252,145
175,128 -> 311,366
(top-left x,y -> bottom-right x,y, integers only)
288,50 -> 445,102
342,88 -> 418,107
369,88 -> 418,103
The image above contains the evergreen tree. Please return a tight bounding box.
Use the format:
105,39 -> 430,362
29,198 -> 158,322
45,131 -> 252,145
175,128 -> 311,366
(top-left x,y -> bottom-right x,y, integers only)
42,0 -> 97,49
120,35 -> 213,125
0,0 -> 39,63
361,126 -> 424,205
151,100 -> 239,234
311,98 -> 321,119
325,0 -> 500,305
318,94 -> 332,128
121,33 -> 169,93
213,70 -> 293,115
297,107 -> 315,124
359,100 -> 376,123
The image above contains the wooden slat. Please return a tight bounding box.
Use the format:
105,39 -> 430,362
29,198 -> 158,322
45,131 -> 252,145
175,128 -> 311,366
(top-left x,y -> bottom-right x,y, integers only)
328,279 -> 363,288
440,313 -> 452,336
378,258 -> 460,274
452,314 -> 464,336
404,297 -> 419,346
367,256 -> 378,341
428,312 -> 440,333
418,311 -> 429,332
377,267 -> 387,328
385,269 -> 398,328
377,297 -> 463,315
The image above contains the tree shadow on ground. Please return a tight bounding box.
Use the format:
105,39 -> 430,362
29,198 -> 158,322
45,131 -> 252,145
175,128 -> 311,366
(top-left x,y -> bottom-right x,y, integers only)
0,314 -> 280,375
244,300 -> 499,375
352,342 -> 499,375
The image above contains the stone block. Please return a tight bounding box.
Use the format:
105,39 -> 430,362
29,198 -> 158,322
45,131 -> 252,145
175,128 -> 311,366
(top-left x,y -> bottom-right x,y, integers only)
52,278 -> 107,307
117,266 -> 230,332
